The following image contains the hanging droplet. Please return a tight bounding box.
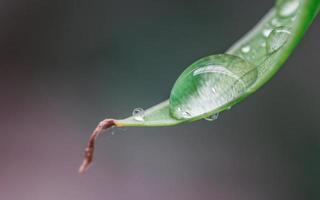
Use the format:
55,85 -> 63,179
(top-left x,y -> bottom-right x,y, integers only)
205,113 -> 219,121
110,126 -> 115,135
241,45 -> 251,53
132,108 -> 145,121
266,26 -> 291,54
278,0 -> 299,17
169,54 -> 258,120
262,28 -> 273,37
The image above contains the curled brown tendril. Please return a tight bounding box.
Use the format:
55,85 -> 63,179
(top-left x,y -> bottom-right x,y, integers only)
79,119 -> 116,173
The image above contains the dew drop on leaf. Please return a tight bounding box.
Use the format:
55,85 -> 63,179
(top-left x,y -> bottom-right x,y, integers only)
277,0 -> 299,17
262,28 -> 273,37
132,108 -> 145,121
266,26 -> 291,54
169,54 -> 258,120
241,45 -> 251,53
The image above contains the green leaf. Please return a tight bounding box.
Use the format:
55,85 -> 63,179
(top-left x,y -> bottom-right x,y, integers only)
79,0 -> 320,172
118,0 -> 319,126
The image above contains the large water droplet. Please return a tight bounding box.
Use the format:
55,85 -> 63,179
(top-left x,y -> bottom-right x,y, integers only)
169,54 -> 258,120
132,108 -> 145,121
278,0 -> 299,17
205,113 -> 219,121
266,26 -> 291,54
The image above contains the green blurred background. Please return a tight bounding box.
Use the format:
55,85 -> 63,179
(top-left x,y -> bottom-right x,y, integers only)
0,0 -> 320,199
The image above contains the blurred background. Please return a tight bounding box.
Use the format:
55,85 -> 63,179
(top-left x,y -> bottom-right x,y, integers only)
0,0 -> 319,199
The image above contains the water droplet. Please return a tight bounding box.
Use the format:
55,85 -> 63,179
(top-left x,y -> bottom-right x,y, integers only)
132,108 -> 145,121
266,26 -> 291,54
107,126 -> 116,135
241,45 -> 251,53
261,42 -> 266,47
262,28 -> 272,37
278,0 -> 299,17
169,54 -> 258,120
205,113 -> 219,121
271,18 -> 282,26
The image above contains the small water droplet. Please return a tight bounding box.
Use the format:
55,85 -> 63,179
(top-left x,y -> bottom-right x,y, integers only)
132,108 -> 145,121
266,26 -> 291,54
205,113 -> 219,121
107,126 -> 116,135
271,18 -> 282,26
261,42 -> 266,47
278,0 -> 299,17
262,28 -> 272,37
241,45 -> 251,53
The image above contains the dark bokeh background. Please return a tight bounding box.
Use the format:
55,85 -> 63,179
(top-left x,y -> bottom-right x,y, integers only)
1,0 -> 319,199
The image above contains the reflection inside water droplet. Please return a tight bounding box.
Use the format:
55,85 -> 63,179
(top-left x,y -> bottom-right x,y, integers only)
211,87 -> 217,94
176,107 -> 192,119
266,26 -> 291,54
169,54 -> 258,120
205,113 -> 219,121
132,108 -> 145,121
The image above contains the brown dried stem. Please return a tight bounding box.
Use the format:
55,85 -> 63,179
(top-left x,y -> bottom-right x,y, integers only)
79,119 -> 116,173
